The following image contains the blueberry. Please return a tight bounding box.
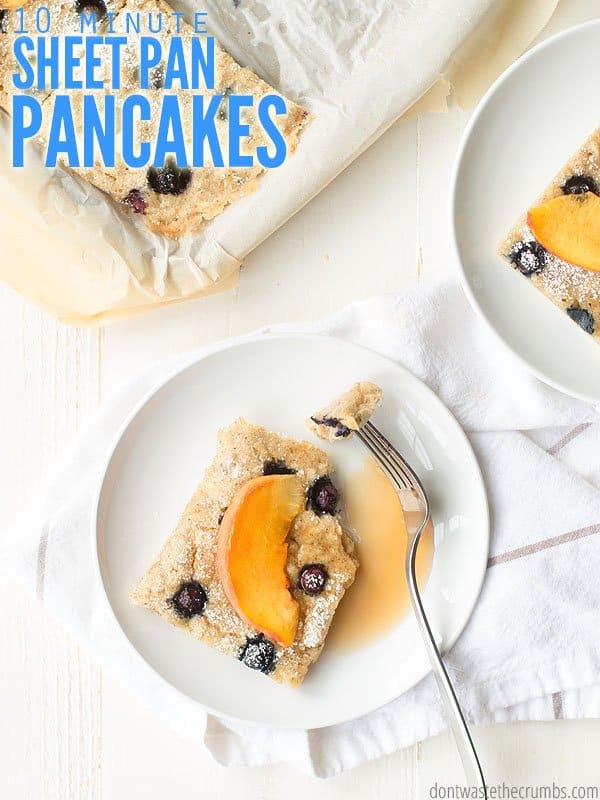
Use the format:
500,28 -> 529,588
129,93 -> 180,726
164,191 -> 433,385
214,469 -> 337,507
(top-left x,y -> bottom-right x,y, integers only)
172,581 -> 207,618
562,175 -> 599,197
263,459 -> 296,476
147,159 -> 192,196
149,65 -> 164,90
131,63 -> 164,89
309,476 -> 339,515
239,634 -> 276,674
0,10 -> 7,33
509,240 -> 547,276
311,416 -> 351,438
75,0 -> 108,20
299,564 -> 329,596
123,188 -> 147,214
566,307 -> 595,335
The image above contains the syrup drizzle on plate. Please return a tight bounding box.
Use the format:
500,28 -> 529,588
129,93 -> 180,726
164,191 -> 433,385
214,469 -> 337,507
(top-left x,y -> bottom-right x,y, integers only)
328,456 -> 433,650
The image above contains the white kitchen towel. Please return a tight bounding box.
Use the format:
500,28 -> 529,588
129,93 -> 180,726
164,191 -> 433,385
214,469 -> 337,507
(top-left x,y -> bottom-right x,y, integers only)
3,279 -> 600,778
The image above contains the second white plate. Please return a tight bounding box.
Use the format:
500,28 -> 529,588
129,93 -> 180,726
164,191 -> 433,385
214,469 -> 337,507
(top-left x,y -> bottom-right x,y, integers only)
452,20 -> 600,403
93,334 -> 489,729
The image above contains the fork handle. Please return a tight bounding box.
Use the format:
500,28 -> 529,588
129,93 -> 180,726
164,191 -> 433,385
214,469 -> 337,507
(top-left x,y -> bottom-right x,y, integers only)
407,536 -> 487,796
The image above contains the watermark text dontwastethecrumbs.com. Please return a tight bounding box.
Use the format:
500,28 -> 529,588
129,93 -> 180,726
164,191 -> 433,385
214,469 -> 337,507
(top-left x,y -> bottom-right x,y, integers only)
429,783 -> 600,800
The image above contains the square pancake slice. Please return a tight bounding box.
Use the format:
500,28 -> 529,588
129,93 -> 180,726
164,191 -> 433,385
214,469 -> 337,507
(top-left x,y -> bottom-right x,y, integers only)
499,127 -> 600,341
131,418 -> 357,687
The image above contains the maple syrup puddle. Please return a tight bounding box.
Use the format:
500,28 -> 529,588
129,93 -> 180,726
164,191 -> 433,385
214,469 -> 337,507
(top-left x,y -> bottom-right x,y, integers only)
328,456 -> 434,650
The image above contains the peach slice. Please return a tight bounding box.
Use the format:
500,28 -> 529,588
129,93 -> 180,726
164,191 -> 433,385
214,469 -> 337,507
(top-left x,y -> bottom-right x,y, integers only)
217,475 -> 305,647
528,193 -> 600,272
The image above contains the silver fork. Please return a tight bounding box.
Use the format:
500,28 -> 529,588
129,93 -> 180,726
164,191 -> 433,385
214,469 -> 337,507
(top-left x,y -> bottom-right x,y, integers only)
356,421 -> 487,795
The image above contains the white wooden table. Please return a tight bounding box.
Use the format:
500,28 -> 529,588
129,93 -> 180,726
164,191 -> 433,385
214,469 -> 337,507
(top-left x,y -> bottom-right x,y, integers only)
2,2 -> 600,796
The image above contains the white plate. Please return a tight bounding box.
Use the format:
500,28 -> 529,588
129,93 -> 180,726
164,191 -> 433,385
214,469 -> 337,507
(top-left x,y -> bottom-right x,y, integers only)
93,334 -> 489,729
452,21 -> 600,403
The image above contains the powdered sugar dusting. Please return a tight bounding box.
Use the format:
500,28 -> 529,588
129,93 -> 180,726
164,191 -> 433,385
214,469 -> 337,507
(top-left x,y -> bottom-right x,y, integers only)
519,246 -> 540,274
301,578 -> 344,648
518,227 -> 600,303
